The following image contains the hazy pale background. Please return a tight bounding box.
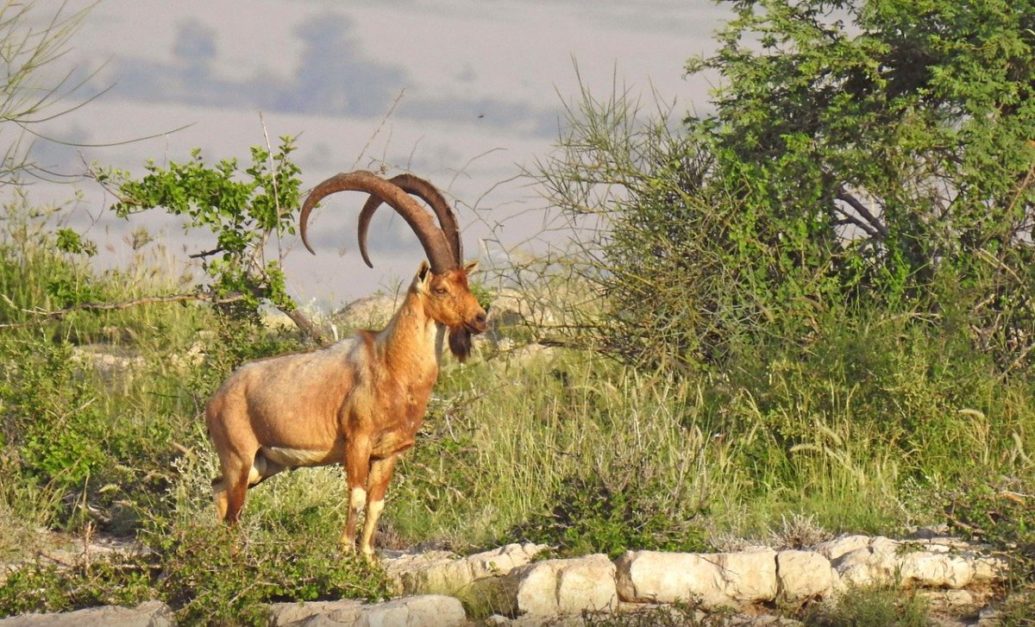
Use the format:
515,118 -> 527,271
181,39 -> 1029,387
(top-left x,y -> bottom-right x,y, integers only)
27,0 -> 727,306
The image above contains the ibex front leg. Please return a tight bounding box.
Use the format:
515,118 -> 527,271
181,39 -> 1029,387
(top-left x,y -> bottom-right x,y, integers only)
342,435 -> 372,554
359,455 -> 398,558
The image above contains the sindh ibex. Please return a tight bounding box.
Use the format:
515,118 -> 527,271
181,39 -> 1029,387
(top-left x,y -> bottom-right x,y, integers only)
205,171 -> 487,557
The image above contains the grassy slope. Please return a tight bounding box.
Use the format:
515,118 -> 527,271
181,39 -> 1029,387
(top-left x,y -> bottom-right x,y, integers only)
1,203 -> 1032,622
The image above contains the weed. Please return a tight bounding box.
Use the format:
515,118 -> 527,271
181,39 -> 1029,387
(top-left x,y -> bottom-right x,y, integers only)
802,586 -> 930,627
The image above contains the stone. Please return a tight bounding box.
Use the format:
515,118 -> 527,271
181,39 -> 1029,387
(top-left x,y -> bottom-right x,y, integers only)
268,595 -> 466,627
268,599 -> 364,626
382,543 -> 547,596
0,601 -> 174,627
971,555 -> 1009,582
832,545 -> 899,588
812,535 -> 872,561
496,554 -> 618,617
824,535 -> 1007,591
898,551 -> 975,588
775,550 -> 836,601
918,588 -> 976,609
616,549 -> 777,609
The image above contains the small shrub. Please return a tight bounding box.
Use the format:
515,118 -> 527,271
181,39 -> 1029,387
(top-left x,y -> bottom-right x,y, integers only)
150,523 -> 390,625
803,586 -> 930,627
945,478 -> 1035,591
0,522 -> 392,624
0,556 -> 154,617
513,472 -> 710,558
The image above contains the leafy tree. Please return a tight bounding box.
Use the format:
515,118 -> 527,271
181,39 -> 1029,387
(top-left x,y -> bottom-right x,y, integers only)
539,0 -> 1034,370
691,0 -> 1034,287
98,136 -> 327,343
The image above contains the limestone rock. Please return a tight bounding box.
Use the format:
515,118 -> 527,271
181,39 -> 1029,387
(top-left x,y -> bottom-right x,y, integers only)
382,543 -> 547,595
268,595 -> 466,627
898,551 -> 976,588
0,601 -> 174,627
615,549 -> 778,609
812,535 -> 872,562
775,550 -> 836,601
496,554 -> 618,617
268,599 -> 364,626
821,535 -> 1008,591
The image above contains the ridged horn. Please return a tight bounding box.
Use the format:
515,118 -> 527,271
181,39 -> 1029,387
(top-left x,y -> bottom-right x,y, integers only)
299,170 -> 457,273
357,173 -> 462,269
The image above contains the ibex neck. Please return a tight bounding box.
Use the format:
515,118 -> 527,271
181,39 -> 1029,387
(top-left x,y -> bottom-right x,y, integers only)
376,290 -> 443,375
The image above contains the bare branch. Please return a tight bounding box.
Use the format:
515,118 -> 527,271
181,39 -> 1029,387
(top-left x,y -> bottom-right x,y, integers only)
0,292 -> 248,328
836,187 -> 888,238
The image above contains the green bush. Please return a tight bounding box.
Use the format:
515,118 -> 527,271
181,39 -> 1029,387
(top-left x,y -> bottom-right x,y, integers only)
803,586 -> 930,627
0,522 -> 391,624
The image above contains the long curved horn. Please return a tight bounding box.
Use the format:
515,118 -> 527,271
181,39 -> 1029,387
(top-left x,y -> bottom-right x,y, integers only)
299,171 -> 457,273
357,173 -> 462,269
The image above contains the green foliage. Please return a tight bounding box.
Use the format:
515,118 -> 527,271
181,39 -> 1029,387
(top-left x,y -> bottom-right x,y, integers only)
691,0 -> 1034,286
0,204 -> 103,317
945,479 -> 1035,586
145,523 -> 389,625
104,137 -> 303,314
0,524 -> 391,623
803,586 -> 930,627
54,228 -> 96,257
515,472 -> 709,558
541,0 -> 1035,372
0,558 -> 153,616
1,337 -> 106,493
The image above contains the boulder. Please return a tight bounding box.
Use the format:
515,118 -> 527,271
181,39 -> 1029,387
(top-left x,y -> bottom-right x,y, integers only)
822,535 -> 1009,590
495,554 -> 618,617
268,595 -> 466,627
775,551 -> 836,601
382,543 -> 547,596
0,601 -> 174,627
615,549 -> 777,609
812,535 -> 872,562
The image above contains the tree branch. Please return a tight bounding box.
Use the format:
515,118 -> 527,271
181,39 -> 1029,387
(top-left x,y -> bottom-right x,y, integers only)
0,292 -> 248,328
836,187 -> 889,238
188,247 -> 225,259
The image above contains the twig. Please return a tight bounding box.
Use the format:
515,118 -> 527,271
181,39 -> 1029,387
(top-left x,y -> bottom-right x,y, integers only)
352,89 -> 405,171
0,292 -> 248,328
188,246 -> 225,259
836,187 -> 888,238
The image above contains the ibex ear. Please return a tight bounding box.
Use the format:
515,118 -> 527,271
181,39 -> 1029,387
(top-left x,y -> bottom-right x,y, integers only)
463,260 -> 479,274
416,260 -> 432,288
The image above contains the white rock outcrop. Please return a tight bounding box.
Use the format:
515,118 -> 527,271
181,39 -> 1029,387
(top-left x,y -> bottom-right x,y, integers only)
495,554 -> 618,618
268,594 -> 466,627
0,534 -> 1009,625
0,601 -> 174,627
775,550 -> 837,601
815,534 -> 1009,591
615,548 -> 778,609
382,543 -> 548,596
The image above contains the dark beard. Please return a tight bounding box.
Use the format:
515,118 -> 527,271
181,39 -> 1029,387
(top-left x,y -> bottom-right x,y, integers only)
448,327 -> 472,362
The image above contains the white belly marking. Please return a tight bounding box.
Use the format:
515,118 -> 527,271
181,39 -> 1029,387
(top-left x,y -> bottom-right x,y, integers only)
264,446 -> 333,468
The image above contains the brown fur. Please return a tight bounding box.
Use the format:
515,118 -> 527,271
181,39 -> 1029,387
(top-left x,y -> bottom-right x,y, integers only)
206,261 -> 486,556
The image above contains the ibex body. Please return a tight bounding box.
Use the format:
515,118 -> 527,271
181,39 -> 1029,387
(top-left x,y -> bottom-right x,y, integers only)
205,171 -> 486,557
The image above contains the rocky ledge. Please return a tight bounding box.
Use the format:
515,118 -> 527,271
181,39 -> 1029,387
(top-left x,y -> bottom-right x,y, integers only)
0,534 -> 1009,626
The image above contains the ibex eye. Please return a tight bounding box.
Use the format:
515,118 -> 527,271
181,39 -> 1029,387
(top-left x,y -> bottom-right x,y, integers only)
433,287 -> 448,295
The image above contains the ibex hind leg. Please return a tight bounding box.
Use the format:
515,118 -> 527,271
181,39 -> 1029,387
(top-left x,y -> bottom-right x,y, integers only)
213,450 -> 286,523
212,449 -> 254,524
